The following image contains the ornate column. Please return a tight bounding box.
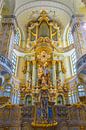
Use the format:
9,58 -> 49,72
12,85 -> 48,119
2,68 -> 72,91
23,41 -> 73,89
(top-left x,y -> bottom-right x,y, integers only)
50,23 -> 52,40
32,60 -> 36,87
0,16 -> 15,57
27,28 -> 31,48
58,61 -> 63,83
36,23 -> 38,40
63,57 -> 72,78
52,60 -> 56,87
57,27 -> 62,47
26,61 -> 30,88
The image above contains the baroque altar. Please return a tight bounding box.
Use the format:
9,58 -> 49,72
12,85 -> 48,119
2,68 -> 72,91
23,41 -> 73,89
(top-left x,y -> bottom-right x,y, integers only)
20,11 -> 68,128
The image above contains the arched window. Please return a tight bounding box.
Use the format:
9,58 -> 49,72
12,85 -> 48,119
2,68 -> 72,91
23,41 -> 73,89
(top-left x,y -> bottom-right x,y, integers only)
11,51 -> 17,74
11,83 -> 20,104
81,22 -> 86,48
4,84 -> 12,97
78,85 -> 86,97
68,90 -> 77,104
57,95 -> 64,105
71,51 -> 77,75
14,28 -> 20,45
25,95 -> 32,106
12,90 -> 20,104
67,28 -> 74,45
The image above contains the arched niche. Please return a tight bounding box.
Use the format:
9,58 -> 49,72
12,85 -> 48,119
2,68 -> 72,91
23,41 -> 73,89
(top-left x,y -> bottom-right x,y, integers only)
4,84 -> 12,97
57,95 -> 64,105
25,95 -> 32,106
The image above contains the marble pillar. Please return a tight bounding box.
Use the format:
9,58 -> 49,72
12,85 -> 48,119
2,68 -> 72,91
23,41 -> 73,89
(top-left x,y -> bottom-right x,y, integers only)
32,60 -> 36,87
26,61 -> 30,88
58,61 -> 63,84
52,60 -> 56,87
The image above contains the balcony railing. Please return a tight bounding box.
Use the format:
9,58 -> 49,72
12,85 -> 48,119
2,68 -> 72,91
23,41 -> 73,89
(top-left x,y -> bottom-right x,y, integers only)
0,54 -> 12,74
76,54 -> 86,84
76,54 -> 86,74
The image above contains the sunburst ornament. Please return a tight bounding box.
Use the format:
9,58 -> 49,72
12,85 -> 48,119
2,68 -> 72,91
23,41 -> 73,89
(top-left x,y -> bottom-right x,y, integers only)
37,51 -> 50,63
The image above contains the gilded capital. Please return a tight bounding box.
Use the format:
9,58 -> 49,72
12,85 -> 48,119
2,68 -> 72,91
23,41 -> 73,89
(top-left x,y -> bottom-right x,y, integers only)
27,61 -> 30,65
32,60 -> 36,65
52,60 -> 56,65
80,126 -> 85,130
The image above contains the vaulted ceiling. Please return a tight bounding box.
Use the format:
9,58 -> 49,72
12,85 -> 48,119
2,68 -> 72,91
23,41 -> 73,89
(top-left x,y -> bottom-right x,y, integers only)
1,0 -> 86,41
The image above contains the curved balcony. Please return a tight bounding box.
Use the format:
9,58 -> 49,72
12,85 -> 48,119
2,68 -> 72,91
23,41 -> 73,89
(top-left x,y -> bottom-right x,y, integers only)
0,54 -> 12,75
76,54 -> 86,84
0,54 -> 12,85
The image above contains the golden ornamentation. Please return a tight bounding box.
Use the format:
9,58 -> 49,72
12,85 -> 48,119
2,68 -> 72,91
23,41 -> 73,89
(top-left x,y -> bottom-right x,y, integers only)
32,60 -> 36,65
31,121 -> 58,128
0,97 -> 11,109
17,11 -> 69,105
38,10 -> 49,23
61,61 -> 66,74
37,37 -> 51,44
37,51 -> 50,63
41,86 -> 48,90
52,60 -> 56,64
